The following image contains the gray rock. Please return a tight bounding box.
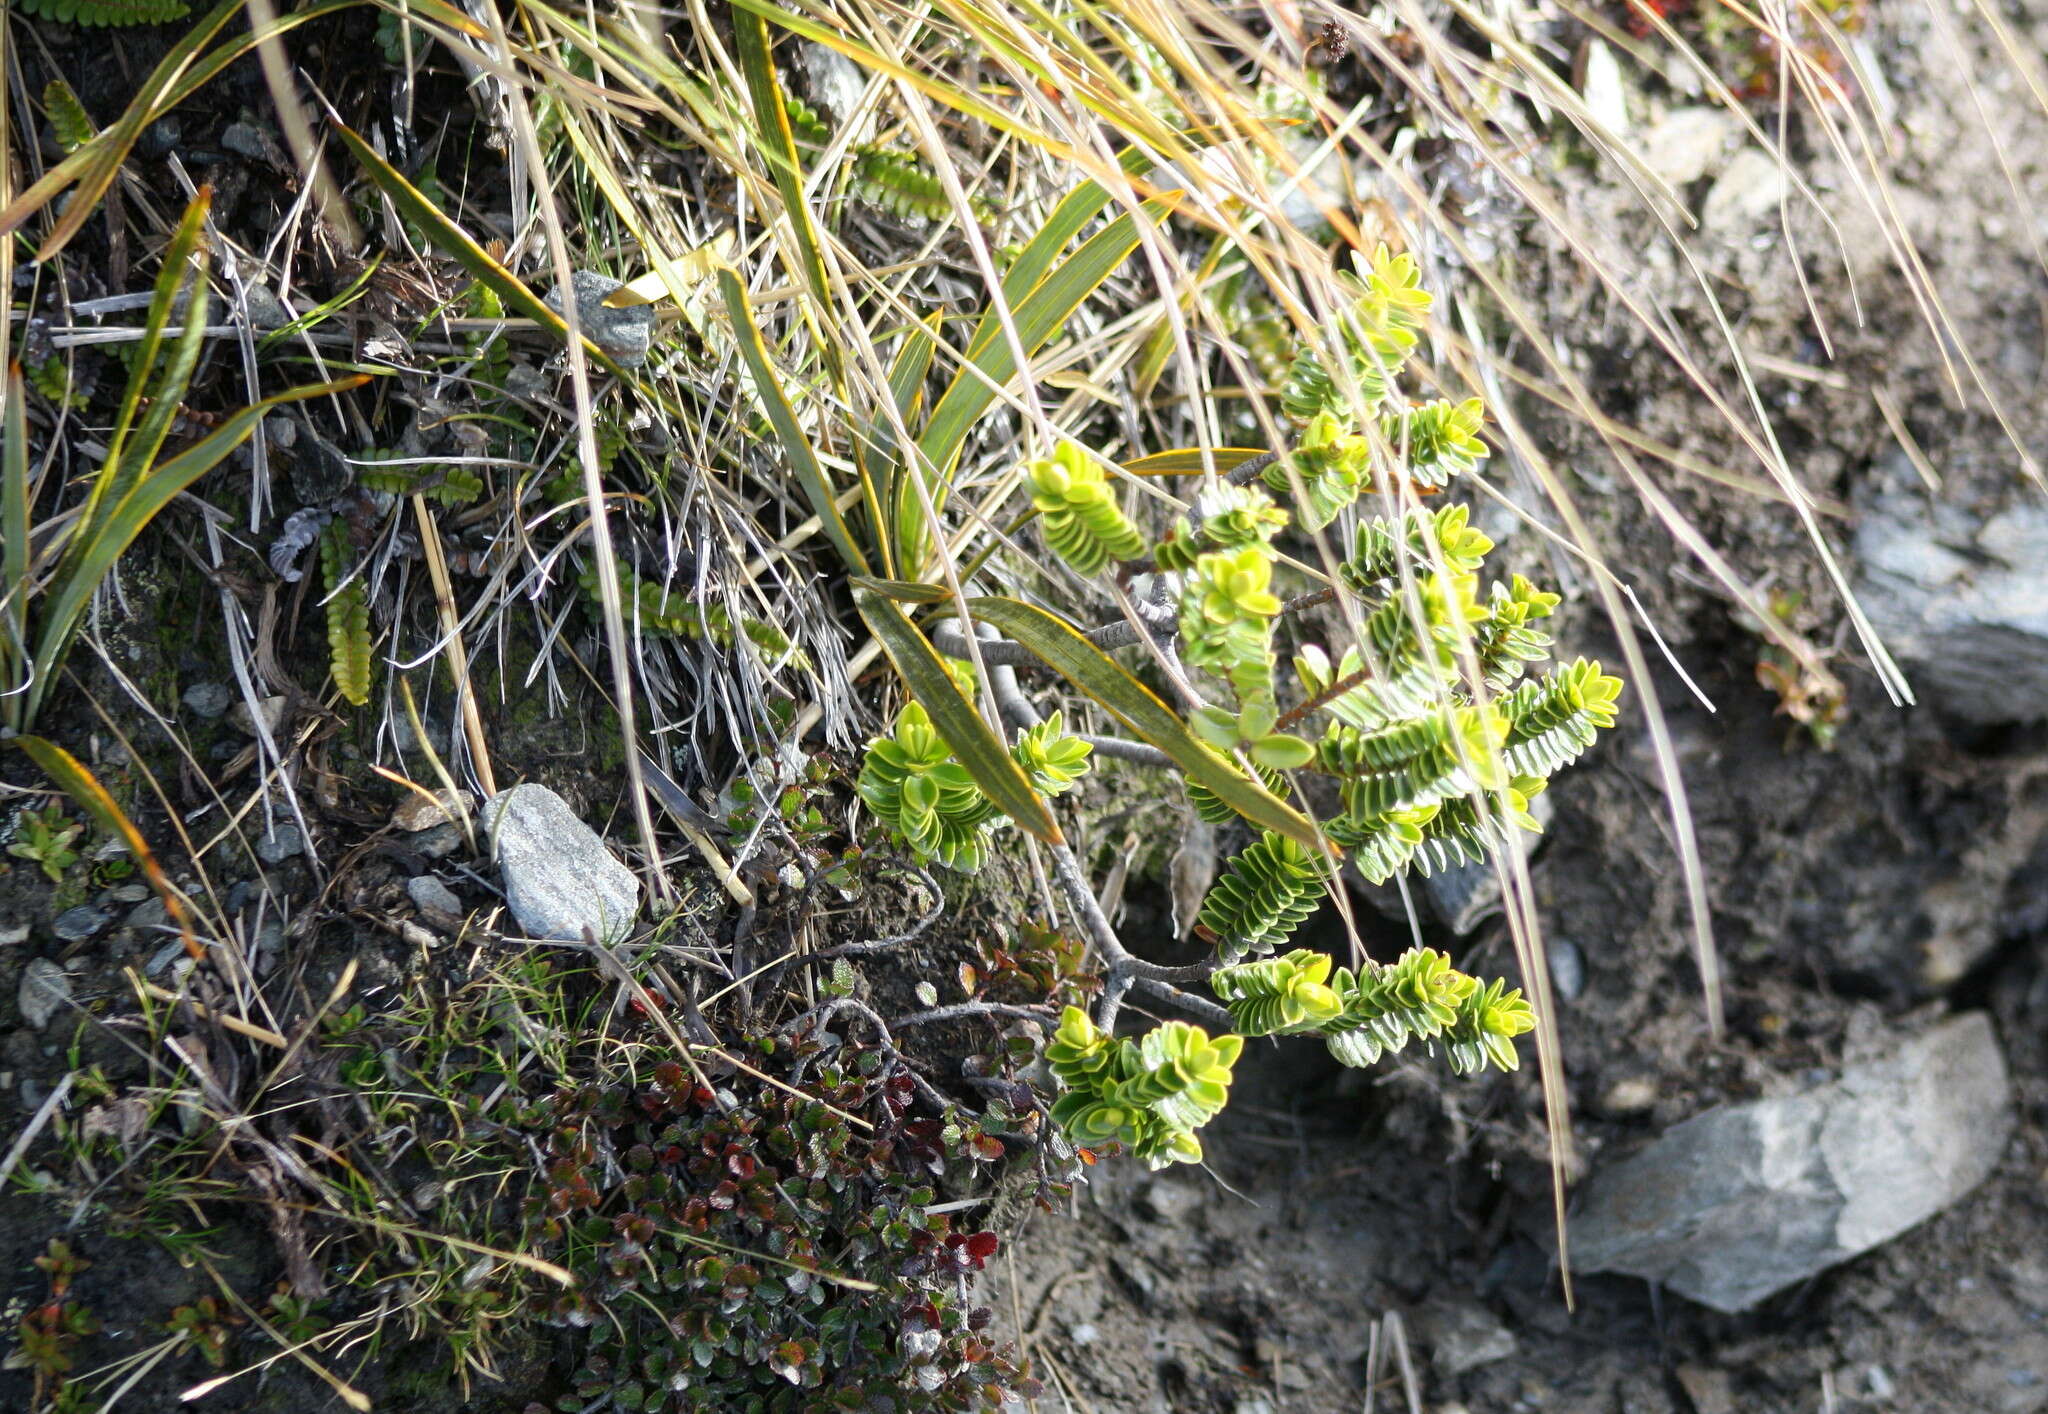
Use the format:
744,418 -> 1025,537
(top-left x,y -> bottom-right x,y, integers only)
0,919 -> 29,947
1547,936 -> 1586,1002
18,959 -> 72,1031
256,822 -> 305,864
1854,497 -> 2048,723
51,906 -> 112,943
127,897 -> 170,932
407,875 -> 463,916
1570,1014 -> 2014,1312
1414,1300 -> 1518,1378
544,271 -> 657,368
182,682 -> 235,720
229,694 -> 288,737
486,784 -> 640,944
102,884 -> 150,904
410,822 -> 465,860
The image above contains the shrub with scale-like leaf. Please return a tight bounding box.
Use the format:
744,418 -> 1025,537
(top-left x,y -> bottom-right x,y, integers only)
1027,441 -> 1147,576
1045,1008 -> 1242,1170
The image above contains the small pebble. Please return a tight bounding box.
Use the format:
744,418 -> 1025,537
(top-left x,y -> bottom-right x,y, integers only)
411,822 -> 465,860
127,897 -> 170,932
256,822 -> 305,864
103,883 -> 151,904
408,875 -> 463,916
18,958 -> 73,1030
229,694 -> 289,737
51,905 -> 113,943
544,271 -> 657,367
392,789 -> 472,833
1601,1077 -> 1660,1115
182,682 -> 235,720
1547,936 -> 1586,1002
0,920 -> 31,947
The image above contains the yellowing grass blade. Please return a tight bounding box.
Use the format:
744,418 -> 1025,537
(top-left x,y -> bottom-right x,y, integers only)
603,231 -> 737,309
1122,447 -> 1270,477
967,595 -> 1326,851
855,588 -> 1060,846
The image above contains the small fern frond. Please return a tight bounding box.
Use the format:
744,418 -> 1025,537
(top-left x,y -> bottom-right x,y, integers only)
783,95 -> 831,151
17,0 -> 189,26
319,522 -> 373,707
43,80 -> 96,153
357,450 -> 484,507
850,147 -> 982,222
1027,442 -> 1146,575
1212,949 -> 1343,1036
1196,831 -> 1330,962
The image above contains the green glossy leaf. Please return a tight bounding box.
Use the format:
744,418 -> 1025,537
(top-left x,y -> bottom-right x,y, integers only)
718,268 -> 868,575
854,590 -> 1059,846
966,596 -> 1326,851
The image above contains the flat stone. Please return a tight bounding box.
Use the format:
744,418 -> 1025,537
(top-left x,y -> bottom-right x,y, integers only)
18,958 -> 72,1031
486,784 -> 640,944
1414,1300 -> 1518,1378
229,694 -> 289,737
256,822 -> 305,864
392,789 -> 472,833
51,905 -> 112,943
1854,497 -> 2048,723
407,875 -> 463,916
545,271 -> 656,368
127,897 -> 170,931
1570,1014 -> 2014,1312
410,822 -> 465,860
182,682 -> 235,720
0,920 -> 29,947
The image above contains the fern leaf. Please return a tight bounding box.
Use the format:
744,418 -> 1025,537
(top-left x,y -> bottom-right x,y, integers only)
850,148 -> 955,222
319,522 -> 373,707
1196,831 -> 1329,962
17,0 -> 189,24
43,80 -> 95,153
783,95 -> 832,151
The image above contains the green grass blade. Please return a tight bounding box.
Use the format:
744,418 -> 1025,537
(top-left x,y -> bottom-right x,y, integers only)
2,364 -> 28,729
717,267 -> 868,575
731,6 -> 836,369
25,377 -> 367,725
994,145 -> 1158,309
855,588 -> 1060,846
915,194 -> 1179,485
11,736 -> 199,961
967,595 -> 1326,851
101,193 -> 213,508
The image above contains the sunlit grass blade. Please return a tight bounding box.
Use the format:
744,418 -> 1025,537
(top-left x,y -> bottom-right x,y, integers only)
855,587 -> 1060,846
2,364 -> 27,717
718,267 -> 868,574
966,595 -> 1325,851
12,736 -> 201,962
